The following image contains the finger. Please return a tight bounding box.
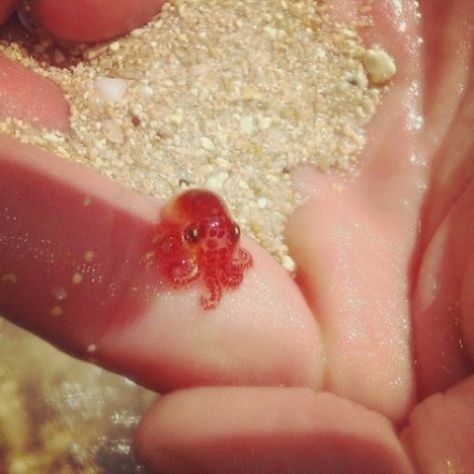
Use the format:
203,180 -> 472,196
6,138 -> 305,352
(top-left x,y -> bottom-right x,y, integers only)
0,135 -> 158,349
413,177 -> 474,396
411,2 -> 473,397
0,138 -> 323,391
417,0 -> 474,247
0,54 -> 69,131
286,0 -> 423,422
0,0 -> 15,25
401,376 -> 474,473
17,0 -> 165,43
418,0 -> 474,156
135,387 -> 414,474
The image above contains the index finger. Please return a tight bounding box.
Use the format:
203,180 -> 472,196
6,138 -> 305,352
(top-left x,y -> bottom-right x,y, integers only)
0,138 -> 324,392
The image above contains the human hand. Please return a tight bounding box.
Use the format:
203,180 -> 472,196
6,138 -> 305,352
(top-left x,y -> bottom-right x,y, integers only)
1,0 -> 473,473
1,0 -> 164,43
134,1 -> 474,472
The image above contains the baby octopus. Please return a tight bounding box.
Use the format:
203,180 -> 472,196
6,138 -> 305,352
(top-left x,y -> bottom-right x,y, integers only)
152,189 -> 253,310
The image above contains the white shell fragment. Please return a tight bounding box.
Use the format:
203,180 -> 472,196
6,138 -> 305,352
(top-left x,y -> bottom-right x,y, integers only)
362,48 -> 397,85
282,255 -> 296,273
95,76 -> 128,102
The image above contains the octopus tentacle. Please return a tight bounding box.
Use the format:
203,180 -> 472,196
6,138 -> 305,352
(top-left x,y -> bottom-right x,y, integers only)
232,247 -> 253,270
170,262 -> 200,288
200,275 -> 222,310
222,270 -> 243,289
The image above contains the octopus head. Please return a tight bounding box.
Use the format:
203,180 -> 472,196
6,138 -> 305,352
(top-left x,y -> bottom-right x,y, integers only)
162,189 -> 240,258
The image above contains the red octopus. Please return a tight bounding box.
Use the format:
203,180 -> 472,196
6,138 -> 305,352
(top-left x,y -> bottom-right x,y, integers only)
152,189 -> 253,310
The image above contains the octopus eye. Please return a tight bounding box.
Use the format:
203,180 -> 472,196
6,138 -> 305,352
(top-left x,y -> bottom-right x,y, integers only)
231,223 -> 240,242
184,224 -> 201,244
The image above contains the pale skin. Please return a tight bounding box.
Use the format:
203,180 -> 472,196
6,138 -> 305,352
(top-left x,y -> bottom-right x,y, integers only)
0,0 -> 473,472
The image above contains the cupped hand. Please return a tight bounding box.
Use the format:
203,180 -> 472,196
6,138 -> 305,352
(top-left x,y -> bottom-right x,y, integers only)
1,1 -> 473,473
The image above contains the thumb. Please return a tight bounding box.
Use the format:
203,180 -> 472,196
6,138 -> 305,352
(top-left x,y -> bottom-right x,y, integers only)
0,54 -> 69,130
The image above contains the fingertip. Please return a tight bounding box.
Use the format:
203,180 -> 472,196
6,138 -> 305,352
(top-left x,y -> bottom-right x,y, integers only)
400,377 -> 474,474
96,238 -> 324,393
17,0 -> 166,43
134,387 -> 415,474
133,397 -> 171,474
0,54 -> 70,131
0,139 -> 322,394
134,393 -> 203,474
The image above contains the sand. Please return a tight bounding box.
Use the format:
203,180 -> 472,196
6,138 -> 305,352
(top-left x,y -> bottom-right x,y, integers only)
0,0 -> 396,267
